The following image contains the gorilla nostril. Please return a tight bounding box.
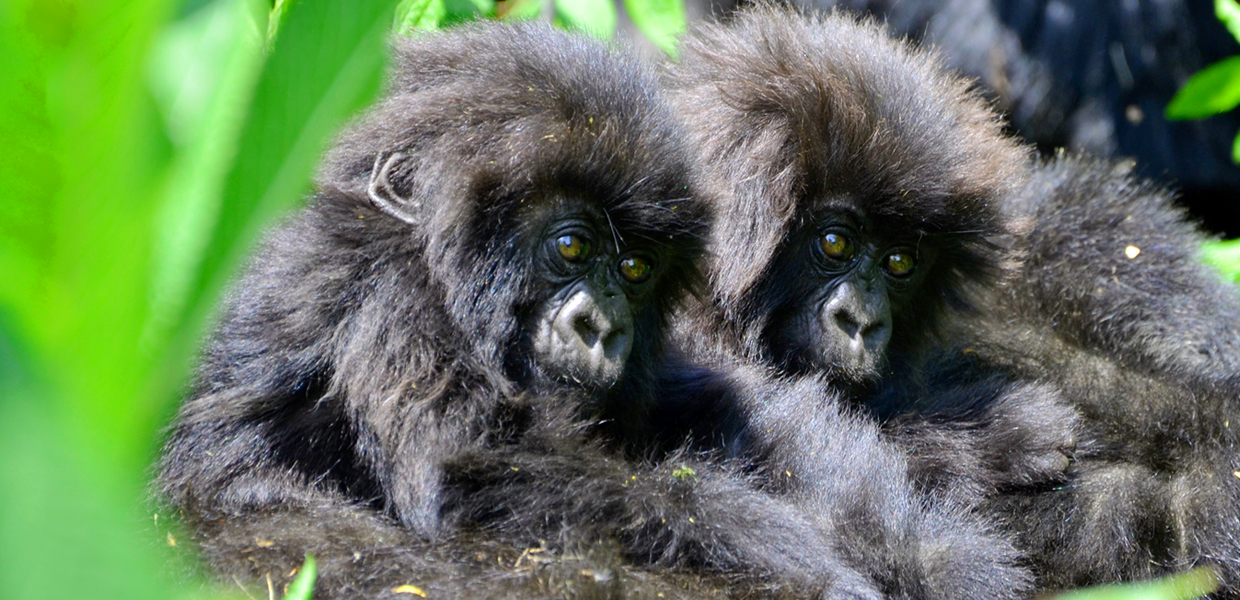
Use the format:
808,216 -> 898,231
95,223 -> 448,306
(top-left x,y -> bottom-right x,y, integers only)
834,310 -> 861,339
573,314 -> 600,347
601,328 -> 630,357
863,322 -> 888,345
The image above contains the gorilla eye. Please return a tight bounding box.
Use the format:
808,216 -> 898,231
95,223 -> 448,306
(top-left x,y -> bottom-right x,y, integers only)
618,256 -> 653,283
819,233 -> 855,260
556,235 -> 591,262
884,252 -> 915,277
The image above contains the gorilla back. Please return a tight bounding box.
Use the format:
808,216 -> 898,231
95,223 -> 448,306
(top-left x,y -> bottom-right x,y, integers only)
157,22 -> 884,599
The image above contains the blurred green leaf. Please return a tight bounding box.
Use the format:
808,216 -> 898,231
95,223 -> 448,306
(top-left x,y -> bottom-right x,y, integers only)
169,0 -> 400,395
0,0 -> 399,597
144,0 -> 268,380
395,0 -> 446,33
0,314 -> 172,600
1218,0 -> 1240,44
499,0 -> 544,21
0,0 -> 190,591
1166,55 -> 1240,120
282,554 -> 318,600
1053,568 -> 1218,600
1234,128 -> 1240,163
554,0 -> 616,38
441,0 -> 495,25
268,0 -> 297,43
1203,238 -> 1240,282
623,0 -> 684,55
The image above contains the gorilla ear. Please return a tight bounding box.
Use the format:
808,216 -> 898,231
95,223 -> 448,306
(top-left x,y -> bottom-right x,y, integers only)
367,151 -> 419,224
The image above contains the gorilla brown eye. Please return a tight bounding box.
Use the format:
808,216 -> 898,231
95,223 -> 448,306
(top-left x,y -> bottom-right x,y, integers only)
820,233 -> 854,260
618,256 -> 652,283
556,235 -> 591,262
885,252 -> 915,277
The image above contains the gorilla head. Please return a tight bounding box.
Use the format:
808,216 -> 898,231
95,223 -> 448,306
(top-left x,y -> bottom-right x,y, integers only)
314,26 -> 706,415
668,6 -> 1029,388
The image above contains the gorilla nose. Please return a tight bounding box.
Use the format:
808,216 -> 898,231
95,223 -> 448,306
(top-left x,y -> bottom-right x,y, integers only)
823,282 -> 892,367
832,307 -> 888,347
552,290 -> 634,384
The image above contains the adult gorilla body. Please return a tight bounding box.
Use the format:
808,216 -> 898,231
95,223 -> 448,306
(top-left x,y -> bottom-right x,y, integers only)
157,23 -> 880,599
666,6 -> 1240,595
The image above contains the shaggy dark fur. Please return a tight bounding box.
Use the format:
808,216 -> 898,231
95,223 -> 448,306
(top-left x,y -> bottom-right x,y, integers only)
657,6 -> 1072,599
664,5 -> 1240,595
909,154 -> 1240,594
157,22 -> 883,600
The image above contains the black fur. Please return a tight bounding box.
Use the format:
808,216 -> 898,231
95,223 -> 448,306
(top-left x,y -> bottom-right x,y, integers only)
157,22 -> 882,599
921,154 -> 1240,594
666,5 -> 1240,594
657,6 -> 1068,599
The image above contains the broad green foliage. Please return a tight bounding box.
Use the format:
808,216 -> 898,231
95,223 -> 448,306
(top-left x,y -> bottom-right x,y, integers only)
1052,568 -> 1218,600
1168,0 -> 1240,281
1218,0 -> 1240,42
1165,56 -> 1240,120
500,0 -> 545,21
1166,0 -> 1240,163
0,0 -> 395,598
393,0 -> 687,55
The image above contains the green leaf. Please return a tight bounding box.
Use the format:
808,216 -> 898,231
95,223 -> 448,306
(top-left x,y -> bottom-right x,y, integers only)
468,0 -> 498,17
1218,0 -> 1240,44
144,0 -> 267,373
395,0 -> 446,34
499,0 -> 544,21
0,0 -> 187,595
623,0 -> 685,56
1233,128 -> 1240,164
1052,568 -> 1218,600
554,0 -> 616,38
282,555 -> 319,600
441,0 -> 495,25
1203,238 -> 1240,282
1166,55 -> 1240,120
170,0 -> 399,387
268,0 -> 297,44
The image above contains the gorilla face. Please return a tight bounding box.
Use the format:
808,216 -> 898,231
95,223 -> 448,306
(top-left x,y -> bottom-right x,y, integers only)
767,204 -> 935,387
524,201 -> 660,390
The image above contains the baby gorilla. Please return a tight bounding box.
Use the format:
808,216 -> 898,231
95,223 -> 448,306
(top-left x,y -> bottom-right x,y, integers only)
157,22 -> 878,600
658,6 -> 1082,599
668,5 -> 1240,596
